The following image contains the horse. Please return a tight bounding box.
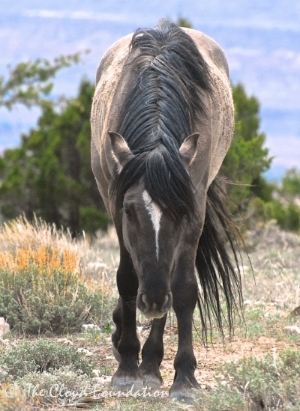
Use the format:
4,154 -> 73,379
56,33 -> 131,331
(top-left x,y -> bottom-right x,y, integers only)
91,20 -> 242,401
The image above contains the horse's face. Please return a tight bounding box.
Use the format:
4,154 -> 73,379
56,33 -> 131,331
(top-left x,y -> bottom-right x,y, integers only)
121,182 -> 186,319
110,131 -> 209,319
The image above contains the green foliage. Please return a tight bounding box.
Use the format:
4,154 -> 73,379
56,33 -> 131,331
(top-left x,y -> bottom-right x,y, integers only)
0,246 -> 112,334
2,40 -> 294,235
176,16 -> 193,28
195,349 -> 300,410
0,79 -> 109,234
221,83 -> 272,214
253,197 -> 300,233
80,207 -> 109,233
252,167 -> 300,233
0,53 -> 85,109
0,339 -> 95,382
15,366 -> 100,407
282,168 -> 300,197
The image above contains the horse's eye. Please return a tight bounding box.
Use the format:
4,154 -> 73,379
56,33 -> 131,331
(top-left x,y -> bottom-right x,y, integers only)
124,208 -> 133,220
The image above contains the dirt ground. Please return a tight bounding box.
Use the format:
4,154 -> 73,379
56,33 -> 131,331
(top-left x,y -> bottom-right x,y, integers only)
93,320 -> 298,393
87,222 -> 300,394
1,220 -> 300,410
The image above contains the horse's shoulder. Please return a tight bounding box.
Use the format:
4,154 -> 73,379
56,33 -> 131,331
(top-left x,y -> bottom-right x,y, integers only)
95,33 -> 133,85
182,28 -> 230,78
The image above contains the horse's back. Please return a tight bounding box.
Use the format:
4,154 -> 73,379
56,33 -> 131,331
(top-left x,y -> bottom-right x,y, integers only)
91,27 -> 234,212
182,29 -> 234,181
96,29 -> 229,83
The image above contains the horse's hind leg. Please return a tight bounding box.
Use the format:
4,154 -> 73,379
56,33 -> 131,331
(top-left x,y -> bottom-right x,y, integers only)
169,256 -> 199,402
138,315 -> 167,389
111,247 -> 141,390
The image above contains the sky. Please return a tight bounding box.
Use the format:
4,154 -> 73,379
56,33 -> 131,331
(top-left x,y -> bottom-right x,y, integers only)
0,0 -> 299,180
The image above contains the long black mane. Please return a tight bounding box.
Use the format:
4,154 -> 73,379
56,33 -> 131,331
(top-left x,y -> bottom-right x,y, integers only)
112,20 -> 212,220
108,20 -> 243,339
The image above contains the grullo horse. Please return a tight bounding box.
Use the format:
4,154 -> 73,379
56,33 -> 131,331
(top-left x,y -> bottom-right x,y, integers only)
91,20 -> 242,401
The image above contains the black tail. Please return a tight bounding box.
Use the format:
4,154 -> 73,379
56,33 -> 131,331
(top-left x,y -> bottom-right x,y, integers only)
196,179 -> 243,340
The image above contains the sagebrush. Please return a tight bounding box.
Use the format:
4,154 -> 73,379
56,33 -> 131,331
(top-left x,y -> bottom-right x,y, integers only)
0,244 -> 111,334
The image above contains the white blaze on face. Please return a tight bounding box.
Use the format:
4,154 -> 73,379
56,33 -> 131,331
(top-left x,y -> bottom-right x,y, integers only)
143,190 -> 162,260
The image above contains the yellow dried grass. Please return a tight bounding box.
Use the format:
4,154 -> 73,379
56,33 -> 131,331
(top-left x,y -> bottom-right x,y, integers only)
0,216 -> 115,297
0,215 -> 79,255
0,247 -> 78,275
0,383 -> 31,410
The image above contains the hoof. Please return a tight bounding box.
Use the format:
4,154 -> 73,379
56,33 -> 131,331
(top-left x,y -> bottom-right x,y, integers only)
112,373 -> 143,391
169,376 -> 200,403
138,372 -> 162,390
138,363 -> 163,390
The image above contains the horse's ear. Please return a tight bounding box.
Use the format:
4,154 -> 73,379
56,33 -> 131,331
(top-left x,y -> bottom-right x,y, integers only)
179,133 -> 200,167
109,131 -> 134,171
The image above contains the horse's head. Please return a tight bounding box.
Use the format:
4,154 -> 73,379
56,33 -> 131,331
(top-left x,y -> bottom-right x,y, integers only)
109,131 -> 210,319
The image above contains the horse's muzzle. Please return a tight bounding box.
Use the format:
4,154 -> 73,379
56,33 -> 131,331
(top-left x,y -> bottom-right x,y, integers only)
137,292 -> 173,319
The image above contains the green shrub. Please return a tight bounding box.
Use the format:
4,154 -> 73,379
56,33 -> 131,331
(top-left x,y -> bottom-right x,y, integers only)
252,198 -> 300,233
0,246 -> 113,334
0,339 -> 96,382
195,349 -> 300,411
79,206 -> 110,233
15,366 -> 98,407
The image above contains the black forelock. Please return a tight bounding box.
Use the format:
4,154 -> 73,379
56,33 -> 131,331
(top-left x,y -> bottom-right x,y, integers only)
113,145 -> 195,221
111,20 -> 212,220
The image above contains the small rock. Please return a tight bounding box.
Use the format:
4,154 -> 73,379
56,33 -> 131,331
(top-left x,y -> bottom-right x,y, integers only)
93,375 -> 112,384
0,318 -> 10,337
78,348 -> 93,356
56,338 -> 74,345
87,262 -> 107,269
284,325 -> 300,334
82,324 -> 101,332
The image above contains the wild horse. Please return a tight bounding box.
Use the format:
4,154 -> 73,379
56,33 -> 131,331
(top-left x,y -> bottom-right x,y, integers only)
91,20 -> 242,401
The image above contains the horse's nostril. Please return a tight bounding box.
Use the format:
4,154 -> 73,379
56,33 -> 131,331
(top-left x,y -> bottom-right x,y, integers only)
138,291 -> 172,316
162,292 -> 173,311
141,293 -> 150,310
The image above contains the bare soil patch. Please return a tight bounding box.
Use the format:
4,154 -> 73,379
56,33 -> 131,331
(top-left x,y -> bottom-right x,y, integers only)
1,221 -> 300,410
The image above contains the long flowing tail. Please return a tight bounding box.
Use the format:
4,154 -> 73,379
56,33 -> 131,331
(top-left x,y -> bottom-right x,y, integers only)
196,179 -> 243,339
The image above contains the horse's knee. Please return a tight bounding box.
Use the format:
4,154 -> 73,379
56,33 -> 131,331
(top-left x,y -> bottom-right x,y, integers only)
112,299 -> 122,325
172,280 -> 198,311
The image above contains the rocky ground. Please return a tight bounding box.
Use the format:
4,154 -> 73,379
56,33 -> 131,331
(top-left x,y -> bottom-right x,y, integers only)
0,220 -> 300,410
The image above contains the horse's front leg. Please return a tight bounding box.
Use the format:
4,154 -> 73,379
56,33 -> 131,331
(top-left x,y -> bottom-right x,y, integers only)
138,315 -> 167,389
111,248 -> 141,390
170,255 -> 199,402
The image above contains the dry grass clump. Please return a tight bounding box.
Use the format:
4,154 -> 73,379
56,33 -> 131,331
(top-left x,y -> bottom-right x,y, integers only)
0,392 -> 34,411
0,246 -> 77,276
0,218 -> 114,334
242,221 -> 300,311
0,215 -> 119,296
0,216 -> 78,255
